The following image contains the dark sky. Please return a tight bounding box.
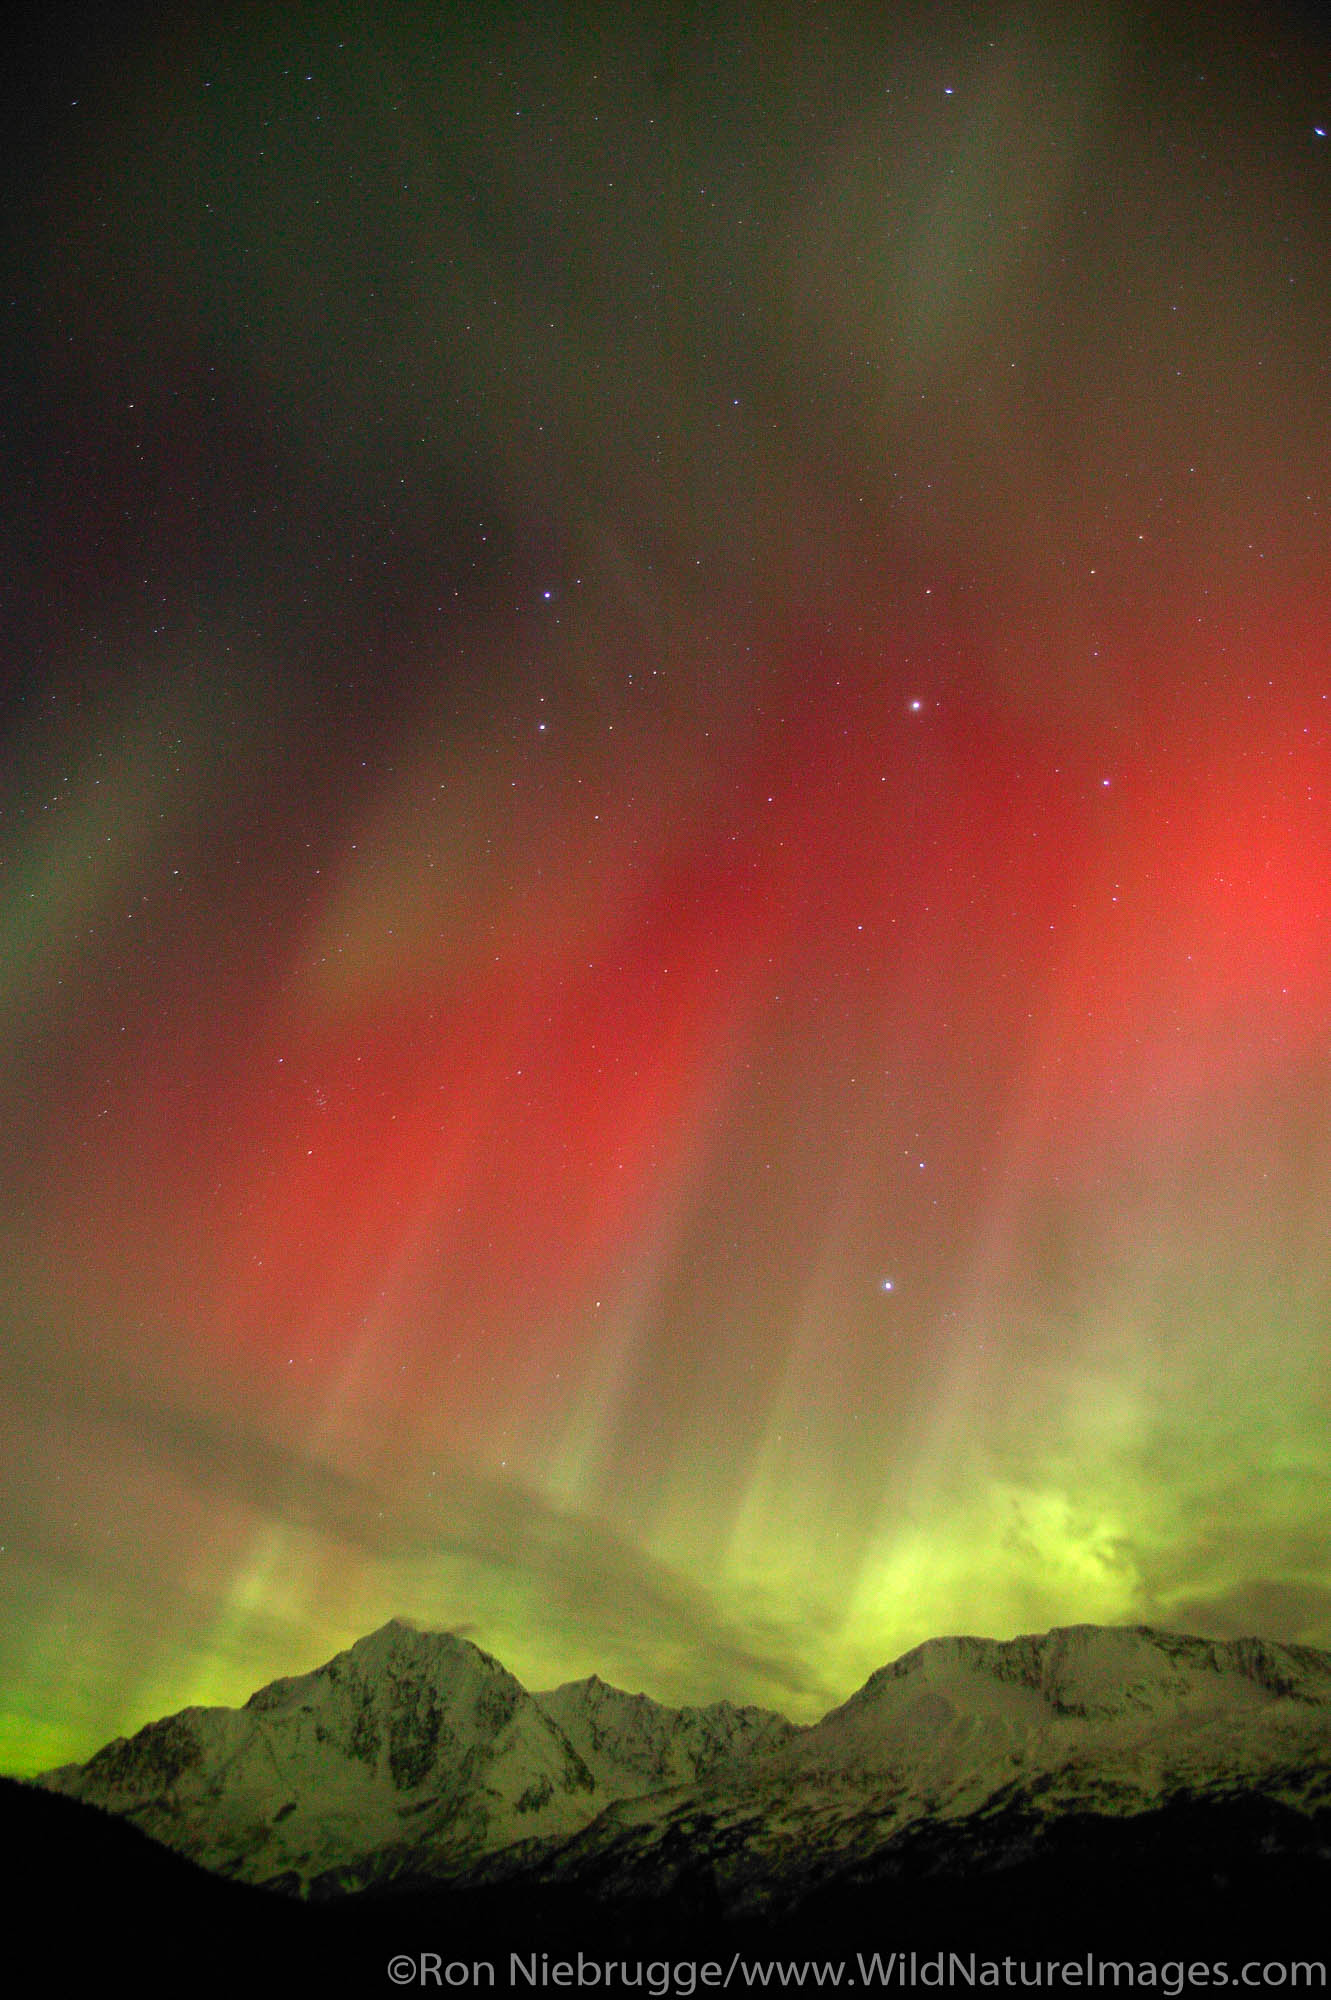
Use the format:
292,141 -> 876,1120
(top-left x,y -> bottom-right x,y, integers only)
3,0 -> 1331,1772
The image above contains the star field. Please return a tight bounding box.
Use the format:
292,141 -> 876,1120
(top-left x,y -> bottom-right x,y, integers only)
2,0 -> 1331,1772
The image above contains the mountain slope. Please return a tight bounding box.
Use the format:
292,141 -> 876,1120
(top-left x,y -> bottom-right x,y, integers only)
0,1776 -> 324,1999
517,1624 -> 1331,1918
37,1620 -> 1331,1922
42,1619 -> 603,1891
776,1623 -> 1331,1807
534,1673 -> 797,1797
39,1617 -> 796,1894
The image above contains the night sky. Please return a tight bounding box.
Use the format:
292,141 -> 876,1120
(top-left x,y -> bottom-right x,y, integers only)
4,0 -> 1331,1776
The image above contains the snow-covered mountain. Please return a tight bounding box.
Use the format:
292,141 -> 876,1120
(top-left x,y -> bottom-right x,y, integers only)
39,1621 -> 1331,1914
771,1623 -> 1331,1816
42,1620 -> 602,1892
535,1672 -> 795,1798
38,1618 -> 792,1894
520,1624 -> 1331,1918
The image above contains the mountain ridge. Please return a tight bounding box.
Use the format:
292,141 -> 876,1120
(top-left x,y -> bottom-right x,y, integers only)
36,1618 -> 1331,1913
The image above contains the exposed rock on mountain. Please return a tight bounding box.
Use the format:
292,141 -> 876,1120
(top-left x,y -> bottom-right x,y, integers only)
40,1620 -> 1331,1920
44,1619 -> 602,1891
534,1672 -> 796,1797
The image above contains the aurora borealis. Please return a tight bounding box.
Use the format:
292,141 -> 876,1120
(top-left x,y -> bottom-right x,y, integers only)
4,0 -> 1331,1775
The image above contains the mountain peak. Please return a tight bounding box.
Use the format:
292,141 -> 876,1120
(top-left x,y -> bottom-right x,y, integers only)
35,1618 -> 1331,1911
831,1622 -> 1331,1729
346,1619 -> 496,1670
